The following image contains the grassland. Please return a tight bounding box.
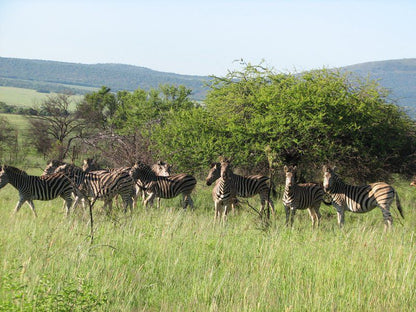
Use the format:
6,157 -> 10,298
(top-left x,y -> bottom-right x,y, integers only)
0,86 -> 83,109
0,173 -> 415,311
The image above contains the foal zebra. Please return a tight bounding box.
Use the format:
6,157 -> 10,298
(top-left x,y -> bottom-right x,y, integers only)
0,165 -> 75,217
211,159 -> 237,222
129,161 -> 196,209
53,163 -> 135,213
205,162 -> 276,216
322,165 -> 404,229
283,165 -> 330,227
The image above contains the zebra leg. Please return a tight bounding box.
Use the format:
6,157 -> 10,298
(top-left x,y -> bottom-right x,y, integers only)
307,208 -> 319,228
284,205 -> 290,226
214,201 -> 221,221
144,193 -> 156,208
290,208 -> 296,227
336,207 -> 345,228
380,206 -> 393,230
122,196 -> 133,213
26,200 -> 38,218
64,198 -> 73,217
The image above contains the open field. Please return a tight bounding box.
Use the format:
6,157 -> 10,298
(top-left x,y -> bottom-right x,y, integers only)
0,86 -> 83,109
0,172 -> 415,311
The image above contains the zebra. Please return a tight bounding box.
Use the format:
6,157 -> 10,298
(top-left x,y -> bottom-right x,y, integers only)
0,165 -> 76,217
211,159 -> 237,222
53,163 -> 135,213
129,161 -> 196,209
205,161 -> 276,216
322,165 -> 404,229
283,165 -> 330,227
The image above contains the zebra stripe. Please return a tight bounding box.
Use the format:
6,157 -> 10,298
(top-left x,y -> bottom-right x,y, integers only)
0,165 -> 74,217
211,159 -> 237,222
283,165 -> 329,227
322,165 -> 404,229
130,161 -> 196,209
53,164 -> 135,213
205,162 -> 276,215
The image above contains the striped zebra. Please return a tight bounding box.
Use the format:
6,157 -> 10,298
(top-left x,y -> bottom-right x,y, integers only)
283,165 -> 330,227
322,165 -> 404,229
53,163 -> 135,213
211,159 -> 237,222
205,162 -> 276,216
129,161 -> 196,209
0,165 -> 75,217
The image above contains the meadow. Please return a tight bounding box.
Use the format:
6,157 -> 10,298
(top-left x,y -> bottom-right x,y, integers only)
0,171 -> 415,311
0,86 -> 83,109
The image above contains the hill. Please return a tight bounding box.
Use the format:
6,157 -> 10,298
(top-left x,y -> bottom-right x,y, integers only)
0,57 -> 210,100
0,57 -> 415,110
342,58 -> 416,114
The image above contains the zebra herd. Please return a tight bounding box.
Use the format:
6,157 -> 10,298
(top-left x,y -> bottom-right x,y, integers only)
0,158 -> 406,229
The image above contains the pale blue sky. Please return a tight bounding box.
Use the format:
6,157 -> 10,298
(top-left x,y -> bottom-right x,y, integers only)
0,0 -> 415,76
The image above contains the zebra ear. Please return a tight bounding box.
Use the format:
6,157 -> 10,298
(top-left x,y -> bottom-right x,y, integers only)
284,165 -> 288,172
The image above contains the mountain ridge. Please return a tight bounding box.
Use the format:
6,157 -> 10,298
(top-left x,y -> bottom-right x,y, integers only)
0,57 -> 415,108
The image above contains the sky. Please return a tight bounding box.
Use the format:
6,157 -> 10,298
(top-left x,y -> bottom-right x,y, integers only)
0,0 -> 415,76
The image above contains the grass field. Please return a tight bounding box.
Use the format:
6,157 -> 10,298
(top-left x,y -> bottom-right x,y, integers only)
0,86 -> 83,109
0,171 -> 415,311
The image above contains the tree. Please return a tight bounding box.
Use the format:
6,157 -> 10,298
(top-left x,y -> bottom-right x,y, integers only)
28,93 -> 84,160
0,116 -> 18,163
150,63 -> 416,181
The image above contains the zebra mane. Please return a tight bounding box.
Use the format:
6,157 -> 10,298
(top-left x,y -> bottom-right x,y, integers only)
2,165 -> 29,177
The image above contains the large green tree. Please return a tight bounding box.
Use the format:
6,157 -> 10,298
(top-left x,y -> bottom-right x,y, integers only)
150,64 -> 416,181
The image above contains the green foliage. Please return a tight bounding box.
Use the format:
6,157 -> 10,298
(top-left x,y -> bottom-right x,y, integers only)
0,271 -> 107,311
149,64 -> 416,181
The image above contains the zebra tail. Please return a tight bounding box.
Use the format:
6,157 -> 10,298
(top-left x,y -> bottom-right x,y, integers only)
395,192 -> 404,219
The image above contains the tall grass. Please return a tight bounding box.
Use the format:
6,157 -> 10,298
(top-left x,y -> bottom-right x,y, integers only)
0,178 -> 415,311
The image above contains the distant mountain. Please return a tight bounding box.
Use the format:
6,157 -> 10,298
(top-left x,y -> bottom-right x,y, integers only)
0,57 -> 210,100
0,57 -> 415,111
342,58 -> 416,115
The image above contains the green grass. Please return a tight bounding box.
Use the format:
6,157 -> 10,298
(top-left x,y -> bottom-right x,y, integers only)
0,86 -> 83,109
0,175 -> 415,311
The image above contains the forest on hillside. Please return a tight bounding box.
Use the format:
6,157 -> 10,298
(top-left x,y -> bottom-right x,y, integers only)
0,57 -> 210,100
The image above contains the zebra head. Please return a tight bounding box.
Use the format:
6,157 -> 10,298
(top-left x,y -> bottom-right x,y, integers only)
43,160 -> 66,176
322,165 -> 336,192
152,161 -> 171,177
82,158 -> 102,172
284,165 -> 297,188
0,165 -> 9,189
220,159 -> 232,180
206,162 -> 221,186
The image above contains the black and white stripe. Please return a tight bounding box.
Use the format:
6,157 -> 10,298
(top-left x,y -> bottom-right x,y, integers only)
130,161 -> 196,209
53,164 -> 135,213
211,159 -> 237,222
283,165 -> 329,227
0,165 -> 75,217
322,165 -> 404,229
205,162 -> 276,215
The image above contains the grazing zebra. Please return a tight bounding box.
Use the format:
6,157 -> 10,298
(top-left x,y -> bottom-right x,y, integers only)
322,165 -> 404,229
283,165 -> 330,227
129,161 -> 196,209
205,162 -> 276,216
211,159 -> 237,222
0,165 -> 75,217
53,163 -> 135,213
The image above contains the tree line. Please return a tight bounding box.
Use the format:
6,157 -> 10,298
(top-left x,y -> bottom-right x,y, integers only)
1,64 -> 415,183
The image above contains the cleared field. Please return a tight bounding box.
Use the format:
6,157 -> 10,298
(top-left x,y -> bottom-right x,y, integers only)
0,173 -> 415,311
0,86 -> 83,108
